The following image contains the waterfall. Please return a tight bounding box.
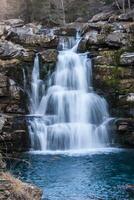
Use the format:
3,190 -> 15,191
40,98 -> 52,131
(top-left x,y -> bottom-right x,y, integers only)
28,34 -> 112,152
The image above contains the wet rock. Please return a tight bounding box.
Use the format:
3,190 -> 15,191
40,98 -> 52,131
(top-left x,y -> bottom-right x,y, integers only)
120,52 -> 134,65
40,49 -> 58,63
116,118 -> 134,132
0,172 -> 42,200
90,11 -> 113,22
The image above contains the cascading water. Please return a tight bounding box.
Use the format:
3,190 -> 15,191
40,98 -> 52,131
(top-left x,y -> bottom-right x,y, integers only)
28,34 -> 112,152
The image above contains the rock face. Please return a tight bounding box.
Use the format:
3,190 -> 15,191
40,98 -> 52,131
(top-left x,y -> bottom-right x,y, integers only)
0,19 -> 59,153
0,172 -> 42,200
78,8 -> 134,146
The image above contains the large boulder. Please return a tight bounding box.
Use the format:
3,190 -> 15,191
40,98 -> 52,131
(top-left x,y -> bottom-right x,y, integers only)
106,32 -> 130,47
0,40 -> 25,59
82,30 -> 106,47
0,40 -> 34,61
6,29 -> 59,48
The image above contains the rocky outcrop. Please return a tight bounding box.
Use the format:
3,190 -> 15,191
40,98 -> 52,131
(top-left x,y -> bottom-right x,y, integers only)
78,9 -> 134,146
7,30 -> 59,48
0,19 -> 60,153
0,172 -> 42,200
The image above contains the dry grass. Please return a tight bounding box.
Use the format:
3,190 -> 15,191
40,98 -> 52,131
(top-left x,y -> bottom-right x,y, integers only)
0,172 -> 42,200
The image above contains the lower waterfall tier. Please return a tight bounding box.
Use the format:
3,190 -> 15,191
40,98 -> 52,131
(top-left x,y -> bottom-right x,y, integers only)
28,118 -> 111,150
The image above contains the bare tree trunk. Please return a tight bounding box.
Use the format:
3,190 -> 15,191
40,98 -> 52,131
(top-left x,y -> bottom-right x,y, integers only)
128,0 -> 131,10
122,0 -> 125,13
115,0 -> 122,11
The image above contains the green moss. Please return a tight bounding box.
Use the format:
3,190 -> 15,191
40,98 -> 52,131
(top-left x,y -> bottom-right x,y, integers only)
104,67 -> 120,90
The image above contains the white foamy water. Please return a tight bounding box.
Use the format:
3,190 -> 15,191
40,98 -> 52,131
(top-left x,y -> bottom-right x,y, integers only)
28,34 -> 112,152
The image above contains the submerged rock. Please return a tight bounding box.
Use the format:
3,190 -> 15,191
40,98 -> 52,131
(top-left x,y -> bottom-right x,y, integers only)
125,184 -> 134,194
